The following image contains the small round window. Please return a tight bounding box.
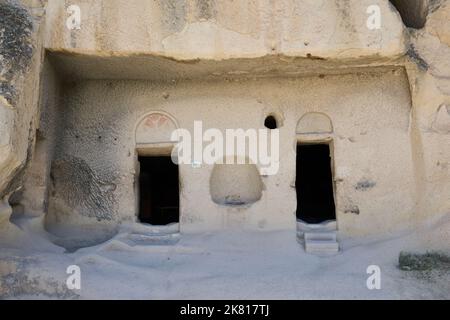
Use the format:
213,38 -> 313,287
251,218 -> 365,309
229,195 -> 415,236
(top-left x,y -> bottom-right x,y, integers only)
264,115 -> 278,129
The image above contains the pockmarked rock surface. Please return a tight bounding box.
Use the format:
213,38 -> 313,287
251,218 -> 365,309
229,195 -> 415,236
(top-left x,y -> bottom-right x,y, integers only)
0,0 -> 449,299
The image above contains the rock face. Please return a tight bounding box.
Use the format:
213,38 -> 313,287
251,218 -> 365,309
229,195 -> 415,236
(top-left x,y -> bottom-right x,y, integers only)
0,0 -> 43,200
44,155 -> 119,250
0,0 -> 449,248
43,0 -> 406,60
0,1 -> 33,105
47,156 -> 117,222
390,0 -> 430,28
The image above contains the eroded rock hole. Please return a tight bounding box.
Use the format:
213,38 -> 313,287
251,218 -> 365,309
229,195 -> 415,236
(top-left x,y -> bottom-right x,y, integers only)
296,144 -> 336,224
264,115 -> 278,129
389,0 -> 429,29
138,156 -> 179,225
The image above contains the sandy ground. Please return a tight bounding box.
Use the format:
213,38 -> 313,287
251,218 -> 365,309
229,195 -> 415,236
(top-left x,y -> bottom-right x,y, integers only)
0,216 -> 449,300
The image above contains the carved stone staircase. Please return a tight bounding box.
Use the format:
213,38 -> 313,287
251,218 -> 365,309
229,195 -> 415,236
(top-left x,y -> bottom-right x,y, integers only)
120,222 -> 180,246
297,220 -> 340,255
304,231 -> 339,254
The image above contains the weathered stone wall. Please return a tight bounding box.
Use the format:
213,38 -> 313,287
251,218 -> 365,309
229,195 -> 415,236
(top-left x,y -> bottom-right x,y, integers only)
18,59 -> 61,218
390,0 -> 429,28
44,70 -> 415,239
0,0 -> 46,230
43,0 -> 405,60
0,1 -> 33,197
405,0 -> 450,227
0,0 -> 449,248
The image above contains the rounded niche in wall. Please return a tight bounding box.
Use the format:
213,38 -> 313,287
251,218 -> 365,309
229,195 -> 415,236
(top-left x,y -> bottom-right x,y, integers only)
210,157 -> 263,206
296,112 -> 333,134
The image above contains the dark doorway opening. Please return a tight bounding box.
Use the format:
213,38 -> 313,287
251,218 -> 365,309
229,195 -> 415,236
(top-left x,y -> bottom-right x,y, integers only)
296,143 -> 336,224
138,156 -> 179,225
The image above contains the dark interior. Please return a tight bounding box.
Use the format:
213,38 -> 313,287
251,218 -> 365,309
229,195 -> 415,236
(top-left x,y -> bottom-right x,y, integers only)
264,115 -> 277,129
138,156 -> 179,225
296,144 -> 336,224
389,0 -> 428,29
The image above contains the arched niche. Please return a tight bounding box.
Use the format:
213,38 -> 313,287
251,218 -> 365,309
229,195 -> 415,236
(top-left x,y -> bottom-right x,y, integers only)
135,111 -> 179,146
210,157 -> 263,206
296,112 -> 333,135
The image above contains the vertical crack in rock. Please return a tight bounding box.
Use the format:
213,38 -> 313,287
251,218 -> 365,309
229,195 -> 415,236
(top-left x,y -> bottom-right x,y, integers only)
407,44 -> 430,71
195,0 -> 216,21
0,121 -> 35,199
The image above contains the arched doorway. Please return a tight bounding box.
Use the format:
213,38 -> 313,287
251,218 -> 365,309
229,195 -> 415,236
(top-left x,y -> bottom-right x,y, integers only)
135,111 -> 180,226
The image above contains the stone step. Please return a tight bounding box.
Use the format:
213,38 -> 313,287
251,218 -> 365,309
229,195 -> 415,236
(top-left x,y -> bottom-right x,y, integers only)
120,222 -> 180,236
127,232 -> 181,246
304,239 -> 339,254
304,231 -> 337,242
296,220 -> 337,241
304,231 -> 339,254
